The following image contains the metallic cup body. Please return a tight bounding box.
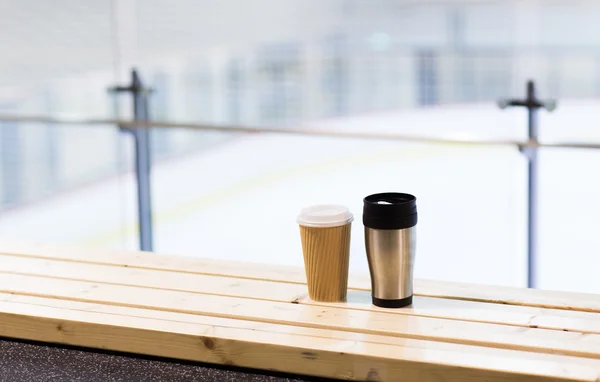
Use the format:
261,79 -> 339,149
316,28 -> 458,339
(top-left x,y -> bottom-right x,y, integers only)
365,226 -> 416,307
363,192 -> 417,308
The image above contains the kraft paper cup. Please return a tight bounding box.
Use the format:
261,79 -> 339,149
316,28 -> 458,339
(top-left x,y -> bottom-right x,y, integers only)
297,205 -> 353,302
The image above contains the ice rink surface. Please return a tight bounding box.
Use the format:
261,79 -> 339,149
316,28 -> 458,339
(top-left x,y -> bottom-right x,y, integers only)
2,101 -> 600,293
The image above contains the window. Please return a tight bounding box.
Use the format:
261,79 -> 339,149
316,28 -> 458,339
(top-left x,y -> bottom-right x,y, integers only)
226,59 -> 244,124
40,89 -> 59,192
183,63 -> 213,123
416,50 -> 439,106
257,43 -> 304,124
322,35 -> 349,117
0,104 -> 21,207
150,71 -> 171,158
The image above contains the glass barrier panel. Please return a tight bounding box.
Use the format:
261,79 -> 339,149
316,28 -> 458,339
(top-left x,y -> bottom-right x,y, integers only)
0,123 -> 136,250
540,99 -> 600,143
0,2 -> 116,119
147,129 -> 526,288
538,148 -> 600,294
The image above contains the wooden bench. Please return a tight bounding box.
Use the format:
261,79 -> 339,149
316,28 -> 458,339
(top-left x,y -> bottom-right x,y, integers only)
0,240 -> 599,381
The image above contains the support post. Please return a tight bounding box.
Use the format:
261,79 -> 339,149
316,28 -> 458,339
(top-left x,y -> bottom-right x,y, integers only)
109,69 -> 154,252
498,80 -> 556,288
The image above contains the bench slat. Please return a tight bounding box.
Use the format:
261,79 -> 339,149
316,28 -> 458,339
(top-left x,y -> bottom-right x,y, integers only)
0,253 -> 599,335
1,293 -> 599,382
0,241 -> 598,312
1,271 -> 600,359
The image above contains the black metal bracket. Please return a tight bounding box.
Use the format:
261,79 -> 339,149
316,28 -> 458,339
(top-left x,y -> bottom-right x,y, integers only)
497,80 -> 556,288
109,69 -> 154,252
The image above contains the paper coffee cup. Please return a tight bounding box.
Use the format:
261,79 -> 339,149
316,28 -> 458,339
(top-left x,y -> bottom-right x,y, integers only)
297,205 -> 354,302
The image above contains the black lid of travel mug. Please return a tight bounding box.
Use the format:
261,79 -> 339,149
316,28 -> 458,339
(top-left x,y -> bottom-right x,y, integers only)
363,192 -> 417,230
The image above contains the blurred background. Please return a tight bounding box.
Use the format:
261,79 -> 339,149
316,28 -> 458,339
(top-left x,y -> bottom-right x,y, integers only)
1,0 -> 599,293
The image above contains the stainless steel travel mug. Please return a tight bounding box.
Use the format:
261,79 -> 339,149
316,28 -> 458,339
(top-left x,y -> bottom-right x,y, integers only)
363,192 -> 417,308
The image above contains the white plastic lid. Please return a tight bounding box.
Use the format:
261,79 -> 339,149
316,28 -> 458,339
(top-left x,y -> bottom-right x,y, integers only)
296,204 -> 354,228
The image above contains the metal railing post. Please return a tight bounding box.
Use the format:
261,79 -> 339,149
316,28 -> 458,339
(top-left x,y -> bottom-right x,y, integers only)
109,69 -> 154,252
498,80 -> 556,288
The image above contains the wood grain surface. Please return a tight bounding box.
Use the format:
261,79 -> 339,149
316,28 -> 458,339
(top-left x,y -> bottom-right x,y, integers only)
0,241 -> 599,381
1,240 -> 598,312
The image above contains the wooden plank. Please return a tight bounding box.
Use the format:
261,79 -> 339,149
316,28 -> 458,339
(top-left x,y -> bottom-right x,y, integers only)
1,240 -> 598,312
1,293 -> 599,381
0,240 -> 304,282
1,272 -> 600,359
1,253 -> 600,335
5,292 -> 598,366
